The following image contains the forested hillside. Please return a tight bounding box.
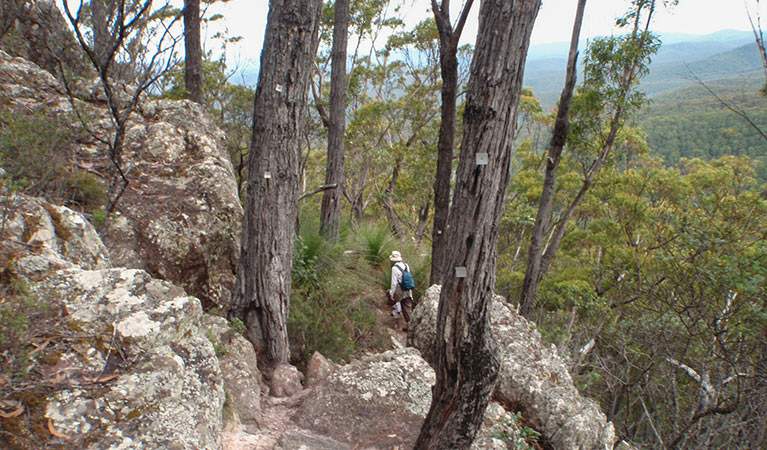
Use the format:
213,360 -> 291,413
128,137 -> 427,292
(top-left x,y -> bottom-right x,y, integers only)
1,1 -> 766,449
524,34 -> 767,180
640,78 -> 767,179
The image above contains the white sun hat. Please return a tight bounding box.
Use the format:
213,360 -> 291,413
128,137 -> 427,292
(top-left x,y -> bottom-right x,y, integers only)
389,250 -> 403,262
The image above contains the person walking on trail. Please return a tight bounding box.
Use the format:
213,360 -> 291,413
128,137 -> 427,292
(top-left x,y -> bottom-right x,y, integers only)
388,250 -> 413,332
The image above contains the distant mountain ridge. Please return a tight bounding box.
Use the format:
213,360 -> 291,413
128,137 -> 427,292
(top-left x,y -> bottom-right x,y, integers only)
524,29 -> 759,108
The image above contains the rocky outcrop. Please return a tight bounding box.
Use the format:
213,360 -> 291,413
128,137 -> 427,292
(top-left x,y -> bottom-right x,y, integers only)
203,315 -> 263,432
0,194 -> 111,277
36,268 -> 225,450
0,49 -> 243,310
304,351 -> 338,388
293,347 -> 526,449
410,285 -> 617,450
2,193 -> 226,450
295,348 -> 432,448
0,0 -> 90,77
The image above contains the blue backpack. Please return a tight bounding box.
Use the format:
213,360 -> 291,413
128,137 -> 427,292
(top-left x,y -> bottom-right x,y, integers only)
397,263 -> 415,291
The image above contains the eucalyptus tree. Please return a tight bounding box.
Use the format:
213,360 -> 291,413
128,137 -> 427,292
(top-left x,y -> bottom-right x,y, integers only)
518,0 -> 671,317
319,0 -> 351,242
310,0 -> 404,226
414,0 -> 541,447
547,157 -> 767,449
429,0 -> 474,285
517,0 -> 588,317
183,0 -> 202,103
229,0 -> 322,370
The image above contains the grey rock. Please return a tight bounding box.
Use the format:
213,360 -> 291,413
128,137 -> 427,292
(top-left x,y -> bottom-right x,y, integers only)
31,267 -> 225,450
473,402 -> 529,450
410,285 -> 617,450
0,0 -> 89,77
270,364 -> 304,398
304,351 -> 337,389
203,314 -> 263,430
294,348 -> 433,448
0,50 -> 243,311
406,284 -> 443,365
98,98 -> 242,311
276,430 -> 353,450
0,194 -> 111,278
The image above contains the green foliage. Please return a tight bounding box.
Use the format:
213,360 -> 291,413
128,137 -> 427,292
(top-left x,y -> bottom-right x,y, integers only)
0,111 -> 67,195
354,221 -> 396,266
289,215 -> 385,365
0,110 -> 107,212
66,170 -> 107,211
639,81 -> 767,181
92,209 -> 108,227
205,328 -> 226,357
228,317 -> 246,334
501,154 -> 767,448
490,412 -> 541,449
289,273 -> 375,364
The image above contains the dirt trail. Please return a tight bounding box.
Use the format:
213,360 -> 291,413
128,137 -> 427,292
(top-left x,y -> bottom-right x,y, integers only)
222,291 -> 408,449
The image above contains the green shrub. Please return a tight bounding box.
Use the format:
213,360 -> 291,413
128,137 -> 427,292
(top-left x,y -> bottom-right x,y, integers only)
490,412 -> 541,449
289,218 -> 383,365
354,221 -> 396,266
0,110 -> 69,198
229,317 -> 246,334
289,270 -> 377,364
0,110 -> 106,212
92,209 -> 107,227
205,329 -> 226,357
66,170 -> 107,211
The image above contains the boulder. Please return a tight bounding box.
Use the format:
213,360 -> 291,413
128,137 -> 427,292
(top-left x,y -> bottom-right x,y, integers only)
0,49 -> 70,112
293,347 -> 533,449
270,364 -> 305,398
294,348 -> 433,448
0,0 -> 90,78
472,402 -> 527,450
203,314 -> 263,431
0,193 -> 111,278
1,195 -> 226,450
31,268 -> 225,450
410,285 -> 617,450
0,50 -> 243,311
304,351 -> 338,388
97,98 -> 242,311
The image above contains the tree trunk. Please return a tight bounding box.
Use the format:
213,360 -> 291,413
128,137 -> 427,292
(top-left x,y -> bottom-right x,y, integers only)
518,0 -> 587,318
416,202 -> 430,242
429,0 -> 474,286
319,0 -> 350,242
230,0 -> 322,369
183,0 -> 203,104
383,159 -> 406,239
414,0 -> 540,448
90,0 -> 113,69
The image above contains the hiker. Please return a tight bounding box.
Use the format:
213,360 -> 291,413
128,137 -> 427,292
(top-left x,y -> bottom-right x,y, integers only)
388,250 -> 413,332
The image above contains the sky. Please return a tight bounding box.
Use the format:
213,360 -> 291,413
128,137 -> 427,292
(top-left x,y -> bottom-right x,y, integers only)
207,0 -> 763,70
